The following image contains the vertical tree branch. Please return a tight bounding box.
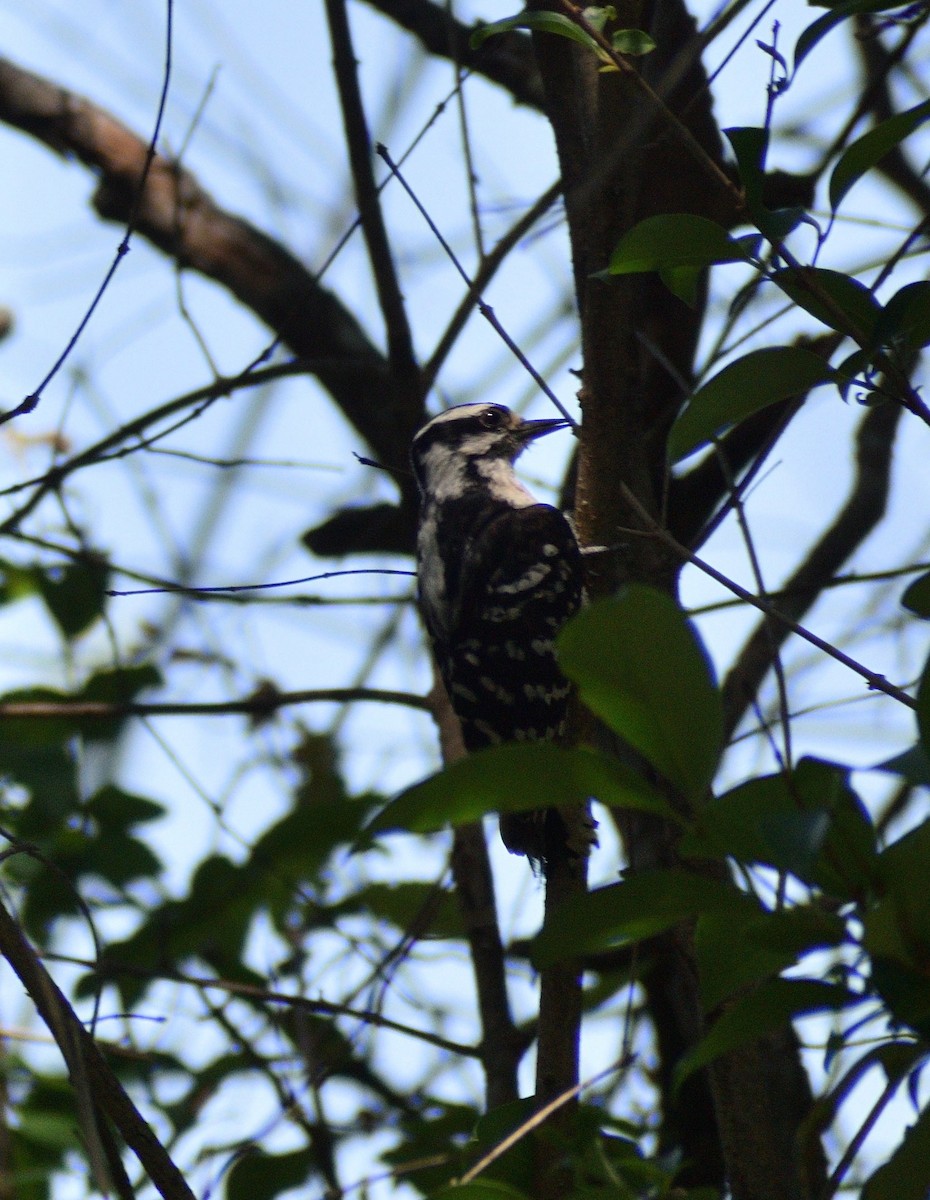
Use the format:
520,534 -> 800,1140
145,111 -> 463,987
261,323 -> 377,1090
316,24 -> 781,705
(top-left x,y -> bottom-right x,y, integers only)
429,677 -> 521,1110
324,0 -> 421,398
533,846 -> 588,1198
0,898 -> 196,1200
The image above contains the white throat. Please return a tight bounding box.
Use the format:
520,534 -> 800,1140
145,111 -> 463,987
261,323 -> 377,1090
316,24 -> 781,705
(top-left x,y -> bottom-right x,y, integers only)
475,458 -> 538,507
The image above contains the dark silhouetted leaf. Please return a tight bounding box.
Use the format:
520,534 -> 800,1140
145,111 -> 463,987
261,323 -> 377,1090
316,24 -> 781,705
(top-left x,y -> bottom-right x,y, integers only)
873,742 -> 930,788
725,127 -> 809,243
876,281 -> 930,353
681,757 -> 877,899
794,0 -> 903,74
85,783 -> 165,827
830,98 -> 930,211
917,651 -> 930,759
607,214 -> 752,276
531,868 -> 753,968
771,266 -> 881,343
558,588 -> 723,801
863,816 -> 930,1034
369,743 -> 673,838
36,558 -> 109,640
862,1102 -> 930,1200
226,1148 -> 315,1200
668,346 -> 834,461
696,905 -> 847,1011
902,570 -> 930,617
675,979 -> 857,1088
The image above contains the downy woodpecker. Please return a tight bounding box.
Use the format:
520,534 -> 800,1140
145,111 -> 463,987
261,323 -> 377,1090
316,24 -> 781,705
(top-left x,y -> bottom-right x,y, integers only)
411,403 -> 582,865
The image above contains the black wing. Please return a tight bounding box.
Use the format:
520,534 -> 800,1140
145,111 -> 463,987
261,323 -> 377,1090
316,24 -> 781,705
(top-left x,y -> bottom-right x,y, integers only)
437,504 -> 582,751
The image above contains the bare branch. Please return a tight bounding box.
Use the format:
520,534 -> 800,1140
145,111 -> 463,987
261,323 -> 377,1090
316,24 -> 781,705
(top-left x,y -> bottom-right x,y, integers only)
325,0 -> 421,394
360,0 -> 545,109
0,56 -> 417,479
0,898 -> 195,1200
0,686 -> 431,722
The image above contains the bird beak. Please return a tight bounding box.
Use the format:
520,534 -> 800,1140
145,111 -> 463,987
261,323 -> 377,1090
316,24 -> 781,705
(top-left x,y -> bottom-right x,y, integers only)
515,417 -> 572,444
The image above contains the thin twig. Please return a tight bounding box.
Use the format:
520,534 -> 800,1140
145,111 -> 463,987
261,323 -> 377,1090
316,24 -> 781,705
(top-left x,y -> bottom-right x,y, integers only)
459,1058 -> 627,1184
377,144 -> 576,425
0,686 -> 431,722
107,567 -> 414,597
48,953 -> 477,1059
422,179 -> 563,395
7,2 -> 175,421
618,482 -> 917,711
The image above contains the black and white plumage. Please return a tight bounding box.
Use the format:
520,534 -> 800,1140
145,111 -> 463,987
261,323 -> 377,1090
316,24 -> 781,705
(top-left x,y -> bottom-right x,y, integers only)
410,402 -> 583,864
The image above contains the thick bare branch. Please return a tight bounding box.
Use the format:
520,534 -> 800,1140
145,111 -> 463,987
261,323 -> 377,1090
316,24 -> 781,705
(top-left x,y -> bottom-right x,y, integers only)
360,0 -> 545,109
427,676 -> 522,1109
0,898 -> 195,1200
0,55 -> 420,482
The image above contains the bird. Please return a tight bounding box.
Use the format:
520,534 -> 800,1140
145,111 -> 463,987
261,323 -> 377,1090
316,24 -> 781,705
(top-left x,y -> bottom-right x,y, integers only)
410,402 -> 583,867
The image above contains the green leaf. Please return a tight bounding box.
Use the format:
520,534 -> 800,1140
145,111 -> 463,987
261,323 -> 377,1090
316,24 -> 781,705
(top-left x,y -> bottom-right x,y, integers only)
36,558 -> 109,640
902,570 -> 930,618
830,99 -> 930,211
873,742 -> 930,788
383,1104 -> 478,1196
15,1111 -> 79,1151
470,11 -> 599,53
85,783 -> 165,827
74,663 -> 162,740
97,853 -> 264,1008
862,1103 -> 930,1200
696,905 -> 847,1011
226,1148 -> 315,1200
724,128 -> 809,242
336,881 -> 463,939
725,126 -> 768,209
863,817 -> 930,1033
582,6 -> 616,35
607,214 -> 752,276
432,1183 -> 530,1199
681,757 -> 877,899
558,588 -> 723,801
668,346 -> 834,461
917,650 -> 930,758
368,743 -> 674,838
675,979 -> 857,1089
867,940 -> 930,1036
794,0 -> 904,74
531,868 -> 754,968
611,28 -> 656,55
79,663 -> 161,704
657,264 -> 702,306
770,267 -> 882,343
467,1098 -> 537,1193
875,281 -> 930,352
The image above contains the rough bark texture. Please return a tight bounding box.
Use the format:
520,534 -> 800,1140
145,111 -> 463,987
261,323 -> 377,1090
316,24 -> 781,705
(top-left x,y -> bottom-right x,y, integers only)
529,3 -> 827,1195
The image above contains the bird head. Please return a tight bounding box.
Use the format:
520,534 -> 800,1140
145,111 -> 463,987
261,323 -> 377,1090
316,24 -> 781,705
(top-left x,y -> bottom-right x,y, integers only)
410,404 -> 569,498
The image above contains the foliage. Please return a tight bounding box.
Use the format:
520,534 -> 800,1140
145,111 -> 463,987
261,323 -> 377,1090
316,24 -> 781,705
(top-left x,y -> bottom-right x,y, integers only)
1,0 -> 930,1198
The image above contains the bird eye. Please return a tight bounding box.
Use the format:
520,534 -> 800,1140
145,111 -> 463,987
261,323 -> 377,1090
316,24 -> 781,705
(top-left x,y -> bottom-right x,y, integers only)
479,407 -> 506,430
